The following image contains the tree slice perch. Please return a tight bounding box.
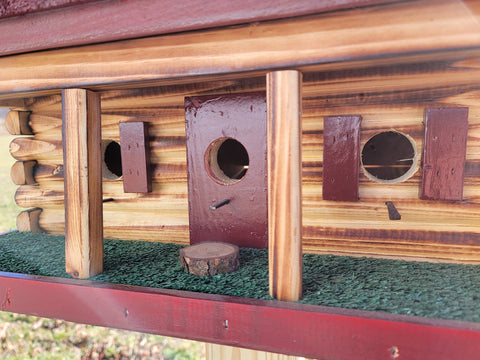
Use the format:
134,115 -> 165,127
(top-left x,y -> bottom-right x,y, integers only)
179,242 -> 240,276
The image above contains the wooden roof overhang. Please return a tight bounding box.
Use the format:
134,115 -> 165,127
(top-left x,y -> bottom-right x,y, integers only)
1,0 -> 480,359
0,0 -> 479,102
0,0 -> 397,57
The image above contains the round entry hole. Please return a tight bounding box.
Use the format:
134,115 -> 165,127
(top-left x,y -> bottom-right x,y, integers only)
361,131 -> 417,183
205,138 -> 249,185
102,139 -> 122,180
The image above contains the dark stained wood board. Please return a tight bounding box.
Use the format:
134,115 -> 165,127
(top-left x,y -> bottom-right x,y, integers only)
185,93 -> 268,248
385,201 -> 402,220
0,0 -> 399,56
1,271 -> 480,360
322,115 -> 362,201
119,121 -> 152,193
421,107 -> 469,201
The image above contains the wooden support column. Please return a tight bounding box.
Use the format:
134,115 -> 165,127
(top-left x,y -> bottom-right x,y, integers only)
206,343 -> 300,360
62,89 -> 103,279
267,70 -> 302,301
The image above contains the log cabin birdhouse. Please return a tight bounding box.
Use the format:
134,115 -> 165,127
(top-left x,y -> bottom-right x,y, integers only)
1,0 -> 480,359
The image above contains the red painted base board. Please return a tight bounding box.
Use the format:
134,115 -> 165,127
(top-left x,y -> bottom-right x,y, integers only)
0,271 -> 479,359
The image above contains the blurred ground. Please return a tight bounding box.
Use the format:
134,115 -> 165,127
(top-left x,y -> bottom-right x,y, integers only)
0,312 -> 204,360
0,108 -> 8,135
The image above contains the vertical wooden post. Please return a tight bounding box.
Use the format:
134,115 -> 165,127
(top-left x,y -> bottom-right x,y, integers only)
205,343 -> 300,360
62,89 -> 103,279
267,70 -> 302,301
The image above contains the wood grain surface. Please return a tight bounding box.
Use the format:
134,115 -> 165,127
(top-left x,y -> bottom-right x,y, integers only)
9,137 -> 63,162
322,115 -> 362,201
4,48 -> 480,264
179,242 -> 240,276
0,0 -> 479,99
62,89 -> 103,278
267,71 -> 303,301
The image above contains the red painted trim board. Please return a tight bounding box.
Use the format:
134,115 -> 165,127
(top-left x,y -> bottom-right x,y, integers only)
0,271 -> 479,359
323,115 -> 362,201
421,107 -> 469,201
0,0 -> 400,56
119,121 -> 152,193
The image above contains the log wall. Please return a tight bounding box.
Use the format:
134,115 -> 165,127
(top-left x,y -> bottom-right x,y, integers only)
6,53 -> 480,263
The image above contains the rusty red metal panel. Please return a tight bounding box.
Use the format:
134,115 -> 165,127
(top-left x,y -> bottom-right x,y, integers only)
185,92 -> 267,248
323,115 -> 362,201
0,0 -> 401,56
421,107 -> 469,201
119,122 -> 152,193
0,272 -> 480,359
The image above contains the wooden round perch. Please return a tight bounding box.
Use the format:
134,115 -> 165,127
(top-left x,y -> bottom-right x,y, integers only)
179,242 -> 240,276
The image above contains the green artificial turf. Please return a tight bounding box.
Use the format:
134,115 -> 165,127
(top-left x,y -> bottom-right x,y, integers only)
1,232 -> 479,323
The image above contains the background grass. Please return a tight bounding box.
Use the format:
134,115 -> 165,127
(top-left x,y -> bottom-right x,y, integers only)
0,135 -> 20,233
0,132 -> 205,359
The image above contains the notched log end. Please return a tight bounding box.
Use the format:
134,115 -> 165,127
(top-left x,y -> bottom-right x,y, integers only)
5,111 -> 33,135
11,160 -> 37,185
16,208 -> 43,233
